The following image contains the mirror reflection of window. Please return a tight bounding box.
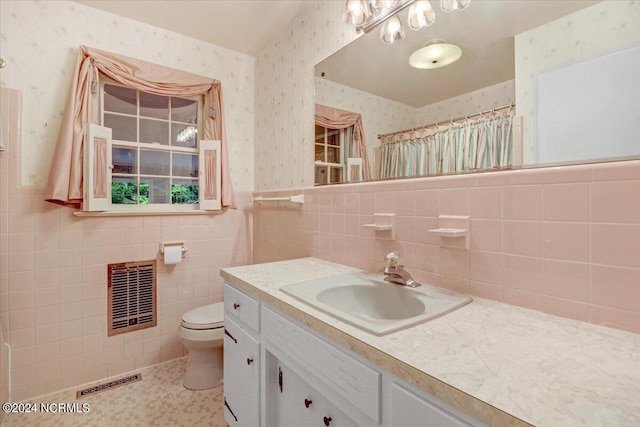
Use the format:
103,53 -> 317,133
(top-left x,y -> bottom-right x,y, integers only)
314,124 -> 346,185
314,104 -> 370,185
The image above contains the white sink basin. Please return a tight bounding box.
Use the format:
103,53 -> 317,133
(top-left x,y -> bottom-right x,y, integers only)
280,271 -> 472,335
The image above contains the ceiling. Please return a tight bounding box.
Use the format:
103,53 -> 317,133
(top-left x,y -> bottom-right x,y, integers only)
73,0 -> 314,56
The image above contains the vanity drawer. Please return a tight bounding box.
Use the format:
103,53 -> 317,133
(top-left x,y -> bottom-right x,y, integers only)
391,382 -> 477,427
224,283 -> 260,333
262,307 -> 381,423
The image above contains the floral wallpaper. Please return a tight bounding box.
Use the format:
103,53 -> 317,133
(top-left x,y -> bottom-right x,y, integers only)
0,0 -> 255,191
515,0 -> 640,164
254,1 -> 359,190
415,80 -> 515,125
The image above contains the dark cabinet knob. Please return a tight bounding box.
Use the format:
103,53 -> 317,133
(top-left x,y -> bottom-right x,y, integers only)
246,357 -> 254,365
304,399 -> 312,408
323,416 -> 332,426
233,303 -> 240,310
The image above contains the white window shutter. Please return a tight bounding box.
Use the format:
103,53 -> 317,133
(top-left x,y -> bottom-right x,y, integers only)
83,123 -> 112,211
199,139 -> 221,211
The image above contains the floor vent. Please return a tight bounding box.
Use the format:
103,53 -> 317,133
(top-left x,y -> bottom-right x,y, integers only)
76,373 -> 142,399
108,260 -> 157,336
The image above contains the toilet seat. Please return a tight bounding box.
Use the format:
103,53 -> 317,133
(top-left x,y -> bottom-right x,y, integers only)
181,303 -> 224,330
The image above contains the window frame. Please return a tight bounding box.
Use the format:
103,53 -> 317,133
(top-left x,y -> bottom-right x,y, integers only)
314,125 -> 346,185
99,78 -> 204,212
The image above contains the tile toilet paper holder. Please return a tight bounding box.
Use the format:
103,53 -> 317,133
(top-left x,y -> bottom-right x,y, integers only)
159,241 -> 188,259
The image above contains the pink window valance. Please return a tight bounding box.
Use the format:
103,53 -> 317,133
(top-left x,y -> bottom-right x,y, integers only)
315,104 -> 371,181
44,45 -> 234,208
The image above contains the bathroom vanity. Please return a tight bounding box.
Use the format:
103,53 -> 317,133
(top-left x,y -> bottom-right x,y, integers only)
221,258 -> 640,427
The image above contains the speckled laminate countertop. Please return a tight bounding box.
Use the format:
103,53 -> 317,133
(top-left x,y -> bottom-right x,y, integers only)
221,258 -> 640,427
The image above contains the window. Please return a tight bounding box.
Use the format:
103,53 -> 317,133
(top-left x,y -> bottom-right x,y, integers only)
314,124 -> 346,185
104,81 -> 200,207
83,80 -> 221,212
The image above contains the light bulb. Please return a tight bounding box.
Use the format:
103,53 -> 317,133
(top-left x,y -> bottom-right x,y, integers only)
371,0 -> 398,10
440,0 -> 470,13
407,0 -> 435,30
343,0 -> 370,26
380,15 -> 405,44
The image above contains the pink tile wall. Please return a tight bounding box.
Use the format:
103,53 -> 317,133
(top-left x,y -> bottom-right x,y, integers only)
254,160 -> 640,335
0,87 -> 253,401
2,193 -> 252,402
1,88 -> 21,412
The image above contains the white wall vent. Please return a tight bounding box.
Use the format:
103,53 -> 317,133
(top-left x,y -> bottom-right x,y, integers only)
108,260 -> 157,336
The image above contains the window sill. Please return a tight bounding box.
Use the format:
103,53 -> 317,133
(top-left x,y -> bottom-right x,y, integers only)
73,210 -> 221,217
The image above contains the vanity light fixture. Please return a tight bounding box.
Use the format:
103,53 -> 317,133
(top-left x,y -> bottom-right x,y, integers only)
380,15 -> 406,44
343,0 -> 469,44
440,0 -> 471,13
343,0 -> 371,26
407,1 -> 435,30
409,39 -> 462,69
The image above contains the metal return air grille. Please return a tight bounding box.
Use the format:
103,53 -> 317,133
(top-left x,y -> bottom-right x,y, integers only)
76,373 -> 142,398
108,260 -> 157,336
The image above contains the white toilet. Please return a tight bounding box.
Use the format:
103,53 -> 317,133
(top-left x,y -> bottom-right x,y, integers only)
178,302 -> 225,390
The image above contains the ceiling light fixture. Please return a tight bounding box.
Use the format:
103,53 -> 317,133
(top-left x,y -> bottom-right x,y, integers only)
409,39 -> 462,69
343,0 -> 469,44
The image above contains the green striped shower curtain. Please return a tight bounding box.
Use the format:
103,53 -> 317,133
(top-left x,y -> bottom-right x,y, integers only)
378,111 -> 514,179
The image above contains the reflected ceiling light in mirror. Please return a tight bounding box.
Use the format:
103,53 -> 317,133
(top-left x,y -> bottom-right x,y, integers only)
440,0 -> 470,13
409,40 -> 462,69
407,0 -> 435,30
380,15 -> 406,43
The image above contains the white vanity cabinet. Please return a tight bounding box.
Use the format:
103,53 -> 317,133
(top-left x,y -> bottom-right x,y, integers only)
223,286 -> 261,427
223,282 -> 485,427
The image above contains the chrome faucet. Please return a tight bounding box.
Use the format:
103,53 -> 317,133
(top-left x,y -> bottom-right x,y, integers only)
382,251 -> 421,288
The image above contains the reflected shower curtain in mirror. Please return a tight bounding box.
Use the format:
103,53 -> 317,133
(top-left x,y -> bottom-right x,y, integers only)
378,110 -> 515,179
315,104 -> 371,181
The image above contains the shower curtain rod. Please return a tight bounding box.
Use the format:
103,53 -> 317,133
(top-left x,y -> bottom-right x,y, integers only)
377,102 -> 515,140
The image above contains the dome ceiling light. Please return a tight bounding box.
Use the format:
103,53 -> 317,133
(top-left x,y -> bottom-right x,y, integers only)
409,39 -> 462,69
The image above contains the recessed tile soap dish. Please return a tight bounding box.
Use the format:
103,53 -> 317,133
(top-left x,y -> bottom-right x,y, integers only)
428,215 -> 470,249
428,228 -> 467,238
363,213 -> 396,240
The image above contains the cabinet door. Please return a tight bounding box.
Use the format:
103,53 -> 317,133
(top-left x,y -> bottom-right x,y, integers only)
321,399 -> 359,427
223,317 -> 260,427
270,361 -> 359,427
270,362 -> 311,426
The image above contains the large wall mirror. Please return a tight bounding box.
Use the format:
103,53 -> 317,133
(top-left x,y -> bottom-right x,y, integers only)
314,0 -> 640,185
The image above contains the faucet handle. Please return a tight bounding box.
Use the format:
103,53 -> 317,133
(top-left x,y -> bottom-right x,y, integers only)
384,251 -> 400,267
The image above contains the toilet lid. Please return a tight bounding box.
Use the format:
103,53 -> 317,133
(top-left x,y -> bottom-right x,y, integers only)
181,303 -> 224,330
